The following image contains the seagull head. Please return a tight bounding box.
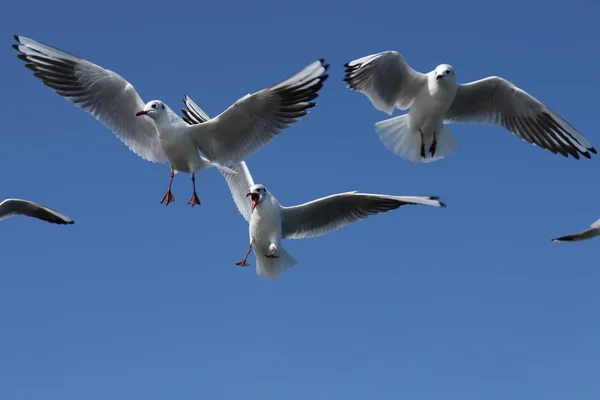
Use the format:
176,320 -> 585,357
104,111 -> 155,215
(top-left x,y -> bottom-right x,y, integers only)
247,184 -> 268,212
136,100 -> 166,119
434,64 -> 455,81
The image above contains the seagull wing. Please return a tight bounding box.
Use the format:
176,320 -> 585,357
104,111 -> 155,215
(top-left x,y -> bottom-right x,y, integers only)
445,76 -> 596,159
13,35 -> 167,163
552,218 -> 600,242
281,193 -> 444,239
0,198 -> 74,225
344,50 -> 427,114
186,59 -> 329,166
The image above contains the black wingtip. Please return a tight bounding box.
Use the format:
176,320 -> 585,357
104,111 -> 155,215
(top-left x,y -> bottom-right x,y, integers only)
319,57 -> 325,64
13,34 -> 20,42
590,147 -> 598,154
427,196 -> 446,208
320,73 -> 330,83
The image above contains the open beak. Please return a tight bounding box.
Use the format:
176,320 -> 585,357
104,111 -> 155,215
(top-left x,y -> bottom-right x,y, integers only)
136,110 -> 148,117
436,75 -> 443,80
247,192 -> 260,212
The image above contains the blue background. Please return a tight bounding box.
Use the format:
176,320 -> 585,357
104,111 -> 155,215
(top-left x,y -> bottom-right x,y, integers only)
1,1 -> 598,399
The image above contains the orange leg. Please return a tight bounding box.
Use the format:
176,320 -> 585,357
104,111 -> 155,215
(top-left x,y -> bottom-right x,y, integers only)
265,247 -> 279,259
160,172 -> 176,206
236,243 -> 253,267
429,131 -> 437,157
188,173 -> 201,206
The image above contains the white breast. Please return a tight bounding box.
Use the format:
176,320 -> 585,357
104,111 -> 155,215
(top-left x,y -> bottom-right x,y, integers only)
409,75 -> 457,135
159,128 -> 204,173
249,197 -> 282,251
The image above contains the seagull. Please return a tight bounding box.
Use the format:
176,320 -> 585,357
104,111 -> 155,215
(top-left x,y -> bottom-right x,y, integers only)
0,198 -> 74,225
552,218 -> 600,242
183,94 -> 445,279
13,35 -> 329,206
344,51 -> 596,163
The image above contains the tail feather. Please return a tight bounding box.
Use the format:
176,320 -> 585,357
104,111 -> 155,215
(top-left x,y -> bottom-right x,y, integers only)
374,115 -> 459,163
256,246 -> 298,280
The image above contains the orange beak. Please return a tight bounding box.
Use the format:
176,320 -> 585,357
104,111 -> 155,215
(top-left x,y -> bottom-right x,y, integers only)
247,192 -> 259,212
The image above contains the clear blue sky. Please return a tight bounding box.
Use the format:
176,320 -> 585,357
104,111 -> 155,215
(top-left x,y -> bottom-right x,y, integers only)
1,0 -> 599,399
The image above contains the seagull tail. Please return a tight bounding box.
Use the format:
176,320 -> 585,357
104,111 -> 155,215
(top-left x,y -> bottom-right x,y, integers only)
374,116 -> 459,163
256,246 -> 298,280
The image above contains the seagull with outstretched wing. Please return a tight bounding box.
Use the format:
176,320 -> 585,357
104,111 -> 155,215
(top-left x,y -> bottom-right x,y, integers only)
344,51 -> 596,163
182,95 -> 446,280
14,35 -> 329,206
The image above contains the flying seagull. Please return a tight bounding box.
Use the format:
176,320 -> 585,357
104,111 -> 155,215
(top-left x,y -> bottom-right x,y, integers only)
184,94 -> 445,279
13,35 -> 329,206
344,51 -> 596,163
552,218 -> 600,243
0,198 -> 73,225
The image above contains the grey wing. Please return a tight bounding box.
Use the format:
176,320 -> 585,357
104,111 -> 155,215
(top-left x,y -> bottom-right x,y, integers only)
13,35 -> 167,163
552,218 -> 600,242
445,76 -> 596,159
187,59 -> 329,166
219,162 -> 256,223
281,192 -> 444,239
343,50 -> 427,114
181,94 -> 210,124
181,96 -> 254,223
0,199 -> 74,225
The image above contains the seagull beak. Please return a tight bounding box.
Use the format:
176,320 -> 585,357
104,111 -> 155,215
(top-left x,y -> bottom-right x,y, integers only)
247,192 -> 259,212
136,110 -> 148,117
436,75 -> 443,80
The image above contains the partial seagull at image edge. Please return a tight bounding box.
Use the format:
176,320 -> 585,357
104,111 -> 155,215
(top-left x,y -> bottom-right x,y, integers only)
552,218 -> 600,242
0,199 -> 74,225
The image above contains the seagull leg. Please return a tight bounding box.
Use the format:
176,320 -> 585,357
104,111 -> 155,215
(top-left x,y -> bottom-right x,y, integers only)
420,129 -> 426,158
160,172 -> 176,206
236,243 -> 253,267
188,173 -> 201,207
264,246 -> 279,259
429,131 -> 437,157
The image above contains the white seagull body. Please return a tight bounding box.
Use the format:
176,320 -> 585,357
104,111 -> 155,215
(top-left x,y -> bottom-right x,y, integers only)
344,51 -> 596,163
13,35 -> 329,206
225,162 -> 445,279
552,218 -> 600,243
182,96 -> 445,279
0,199 -> 73,225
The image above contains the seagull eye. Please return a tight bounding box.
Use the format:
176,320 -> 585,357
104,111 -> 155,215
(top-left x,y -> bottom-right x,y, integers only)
152,104 -> 157,109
